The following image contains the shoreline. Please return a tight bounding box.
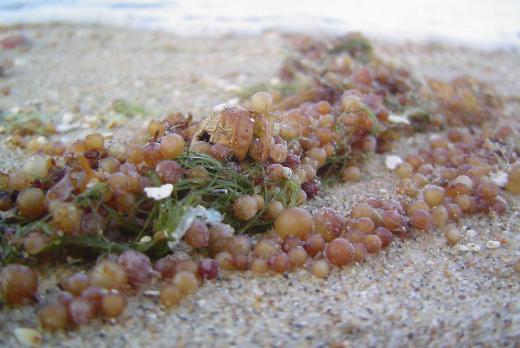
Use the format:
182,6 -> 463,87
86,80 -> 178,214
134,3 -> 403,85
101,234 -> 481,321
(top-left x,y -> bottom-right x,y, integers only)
2,0 -> 520,49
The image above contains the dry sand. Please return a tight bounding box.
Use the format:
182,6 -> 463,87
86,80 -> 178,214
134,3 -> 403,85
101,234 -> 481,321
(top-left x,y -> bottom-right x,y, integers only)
1,24 -> 519,347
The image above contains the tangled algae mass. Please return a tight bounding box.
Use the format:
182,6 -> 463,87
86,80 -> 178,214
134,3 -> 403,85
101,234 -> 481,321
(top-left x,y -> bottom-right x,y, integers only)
1,33 -> 519,332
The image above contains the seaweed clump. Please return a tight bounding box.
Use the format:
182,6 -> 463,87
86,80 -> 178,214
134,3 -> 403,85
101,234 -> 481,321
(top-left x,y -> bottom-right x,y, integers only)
426,75 -> 504,126
0,33 -> 516,332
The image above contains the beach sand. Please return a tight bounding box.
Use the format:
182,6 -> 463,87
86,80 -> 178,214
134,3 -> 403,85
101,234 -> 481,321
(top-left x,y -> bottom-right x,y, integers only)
1,24 -> 519,347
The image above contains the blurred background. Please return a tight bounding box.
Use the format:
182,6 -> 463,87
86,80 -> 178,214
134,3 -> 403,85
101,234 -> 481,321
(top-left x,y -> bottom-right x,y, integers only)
1,0 -> 519,48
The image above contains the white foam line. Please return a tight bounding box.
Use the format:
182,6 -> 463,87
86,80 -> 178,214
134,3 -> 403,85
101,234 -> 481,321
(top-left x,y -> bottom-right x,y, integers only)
1,0 -> 519,49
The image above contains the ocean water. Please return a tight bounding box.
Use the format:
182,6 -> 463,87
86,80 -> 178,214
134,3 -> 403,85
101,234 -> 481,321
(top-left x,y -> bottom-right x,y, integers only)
1,0 -> 519,48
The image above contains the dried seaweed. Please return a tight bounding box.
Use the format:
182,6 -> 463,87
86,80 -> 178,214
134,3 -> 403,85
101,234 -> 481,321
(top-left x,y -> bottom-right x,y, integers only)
112,99 -> 147,117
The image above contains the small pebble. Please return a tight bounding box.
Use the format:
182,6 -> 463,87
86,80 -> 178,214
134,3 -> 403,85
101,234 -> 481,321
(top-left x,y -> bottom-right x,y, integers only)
513,260 -> 520,273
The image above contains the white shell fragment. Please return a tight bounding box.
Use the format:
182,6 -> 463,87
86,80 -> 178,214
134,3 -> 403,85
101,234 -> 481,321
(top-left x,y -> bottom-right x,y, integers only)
490,172 -> 508,187
486,240 -> 501,249
454,244 -> 470,252
144,184 -> 174,201
388,114 -> 410,124
385,155 -> 403,170
144,290 -> 160,297
14,328 -> 42,347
